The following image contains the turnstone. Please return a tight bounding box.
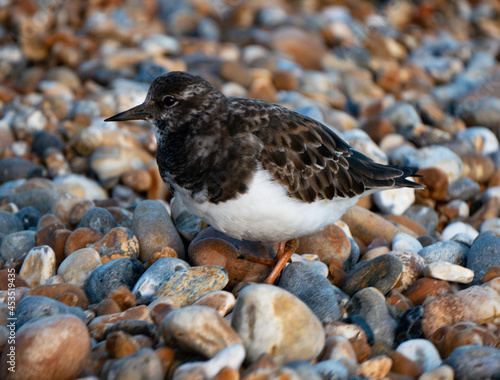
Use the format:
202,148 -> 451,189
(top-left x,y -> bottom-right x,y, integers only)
106,71 -> 423,282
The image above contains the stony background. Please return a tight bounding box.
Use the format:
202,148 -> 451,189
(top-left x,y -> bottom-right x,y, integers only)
0,0 -> 500,379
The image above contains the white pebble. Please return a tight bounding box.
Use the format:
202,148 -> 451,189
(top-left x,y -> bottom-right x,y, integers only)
441,222 -> 478,241
424,261 -> 474,283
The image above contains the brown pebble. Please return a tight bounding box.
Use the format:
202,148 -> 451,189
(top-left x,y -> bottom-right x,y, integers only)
387,215 -> 429,236
482,266 -> 500,283
96,298 -> 122,316
122,169 -> 153,193
272,70 -> 299,91
107,286 -> 137,311
69,199 -> 95,226
357,355 -> 392,379
361,117 -> 395,144
64,227 -> 104,257
27,283 -> 89,309
416,167 -> 448,201
92,227 -> 139,263
37,214 -> 63,229
324,321 -> 371,363
155,346 -> 175,378
461,152 -> 495,183
0,269 -> 28,290
403,278 -> 452,305
213,367 -> 240,380
106,330 -> 139,359
147,247 -> 178,267
342,206 -> 401,245
328,265 -> 347,288
297,224 -> 351,264
388,351 -> 423,378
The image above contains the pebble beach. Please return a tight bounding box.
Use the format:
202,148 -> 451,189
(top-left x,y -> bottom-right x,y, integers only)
0,0 -> 500,379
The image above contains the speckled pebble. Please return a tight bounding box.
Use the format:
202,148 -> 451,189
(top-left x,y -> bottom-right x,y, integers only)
418,241 -> 468,266
19,245 -> 56,287
0,230 -> 36,261
466,234 -> 500,284
77,207 -> 118,234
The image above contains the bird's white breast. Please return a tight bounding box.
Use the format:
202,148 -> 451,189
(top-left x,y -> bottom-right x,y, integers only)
173,169 -> 360,242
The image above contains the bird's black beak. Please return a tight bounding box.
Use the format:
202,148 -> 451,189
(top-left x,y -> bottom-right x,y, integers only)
104,103 -> 150,122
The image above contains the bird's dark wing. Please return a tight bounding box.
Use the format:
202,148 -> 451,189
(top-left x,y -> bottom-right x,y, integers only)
234,99 -> 422,203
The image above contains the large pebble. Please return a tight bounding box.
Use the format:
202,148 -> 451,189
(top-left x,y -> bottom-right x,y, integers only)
57,248 -> 102,288
88,305 -> 152,340
441,221 -> 478,241
342,254 -> 403,296
456,127 -> 499,155
162,305 -> 242,358
133,257 -> 190,304
279,261 -> 340,324
77,207 -> 118,234
392,232 -> 423,252
85,258 -> 144,304
92,227 -> 139,263
105,348 -> 163,380
231,284 -> 325,365
396,339 -> 442,372
404,205 -> 439,233
424,262 -> 474,283
373,187 -> 415,215
13,295 -> 86,330
0,211 -> 24,240
19,245 -> 56,287
153,265 -> 228,306
170,196 -> 204,242
0,189 -> 57,215
445,345 -> 500,380
345,287 -> 397,348
132,200 -> 185,261
0,157 -> 46,185
0,315 -> 90,380
296,224 -> 351,263
456,284 -> 500,324
467,234 -> 500,284
418,241 -> 468,265
0,230 -> 36,261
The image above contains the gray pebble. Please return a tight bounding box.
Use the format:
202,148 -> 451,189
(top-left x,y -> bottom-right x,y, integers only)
445,345 -> 500,380
0,211 -> 24,240
105,348 -> 163,380
0,157 -> 46,185
447,177 -> 480,201
404,205 -> 439,233
418,241 -> 469,265
77,207 -> 118,234
467,234 -> 500,284
0,230 -> 36,261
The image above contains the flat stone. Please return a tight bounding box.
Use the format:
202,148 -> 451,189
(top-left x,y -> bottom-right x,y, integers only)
193,290 -> 235,316
418,241 -> 468,266
231,284 -> 325,365
153,265 -> 228,307
161,305 -> 242,358
26,283 -> 88,309
424,261 -> 474,283
279,261 -> 340,324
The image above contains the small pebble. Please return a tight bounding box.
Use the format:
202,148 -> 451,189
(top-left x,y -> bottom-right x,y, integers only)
424,261 -> 474,283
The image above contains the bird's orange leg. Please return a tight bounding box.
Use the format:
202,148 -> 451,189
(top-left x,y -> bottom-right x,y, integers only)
264,239 -> 298,284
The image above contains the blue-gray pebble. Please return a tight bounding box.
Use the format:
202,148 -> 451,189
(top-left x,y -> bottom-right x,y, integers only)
418,241 -> 469,265
279,261 -> 340,324
77,207 -> 118,234
105,348 -> 163,380
15,206 -> 42,230
14,295 -> 86,330
85,258 -> 145,304
0,157 -> 46,185
447,177 -> 480,201
0,188 -> 57,215
467,234 -> 500,284
0,230 -> 36,261
404,205 -> 439,233
445,345 -> 500,380
0,211 -> 24,240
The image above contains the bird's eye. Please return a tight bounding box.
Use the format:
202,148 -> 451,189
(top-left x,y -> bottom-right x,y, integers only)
162,95 -> 177,107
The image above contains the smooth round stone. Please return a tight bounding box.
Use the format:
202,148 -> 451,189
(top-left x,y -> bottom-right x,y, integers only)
320,335 -> 357,372
456,284 -> 500,324
461,153 -> 495,183
173,344 -> 245,379
13,295 -> 86,330
0,230 -> 36,261
396,339 -> 442,373
133,257 -> 190,304
231,284 -> 324,365
57,248 -> 102,288
419,365 -> 454,380
342,254 -> 403,296
313,360 -> 349,380
456,97 -> 500,130
392,232 -> 423,252
91,227 -> 139,263
51,191 -> 83,227
53,174 -> 108,200
290,254 -> 329,277
77,207 -> 118,234
446,178 -> 480,201
404,205 -> 439,233
132,200 -> 186,261
1,188 -> 57,215
19,245 -> 56,287
0,211 -> 24,240
153,265 -> 228,307
139,34 -> 180,56
418,241 -> 468,265
403,278 -> 452,305
170,196 -> 204,242
443,199 -> 469,219
445,346 -> 500,380
414,167 -> 448,201
456,127 -> 499,155
15,206 -> 42,229
398,146 -> 463,183
467,234 -> 500,284
162,305 -> 242,358
26,283 -> 88,309
193,290 -> 235,316
85,258 -> 145,304
0,315 -> 90,380
105,348 -> 163,380
421,294 -> 476,338
345,287 -> 397,348
0,157 -> 46,185
390,250 -> 426,292
356,355 -> 392,379
480,218 -> 500,233
324,321 -> 371,363
31,130 -> 64,156
424,262 -> 474,283
373,187 -> 415,216
296,224 -> 351,264
381,102 -> 422,130
279,261 -> 340,324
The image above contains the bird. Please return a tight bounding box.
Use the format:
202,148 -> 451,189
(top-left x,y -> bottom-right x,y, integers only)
105,71 -> 424,283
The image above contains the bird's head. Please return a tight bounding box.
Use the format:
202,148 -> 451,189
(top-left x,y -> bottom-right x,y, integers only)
105,71 -> 226,135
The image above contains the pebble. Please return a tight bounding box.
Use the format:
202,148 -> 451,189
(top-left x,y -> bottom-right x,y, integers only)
345,287 -> 397,349
0,157 -> 46,185
0,315 -> 91,380
342,254 -> 403,296
13,295 -> 86,330
104,348 -> 163,380
466,234 -> 500,284
404,205 -> 439,233
77,207 -> 118,234
0,211 -> 24,240
132,200 -> 186,261
392,232 -> 423,252
133,257 -> 190,304
313,360 -> 349,380
161,305 -> 242,358
295,224 -> 352,264
418,241 -> 468,266
57,248 -> 102,288
153,265 -> 228,306
19,245 -> 56,287
456,283 -> 500,324
396,339 -> 442,373
279,261 -> 340,323
390,250 -> 426,292
403,278 -> 452,306
231,284 -> 325,365
424,262 -> 474,284
173,344 -> 245,380
446,177 -> 481,201
356,355 -> 392,379
15,206 -> 42,229
419,365 -> 454,380
170,196 -> 204,242
91,227 -> 139,263
373,187 -> 415,216
193,290 -> 235,316
0,230 -> 36,261
85,258 -> 145,304
445,346 -> 500,380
